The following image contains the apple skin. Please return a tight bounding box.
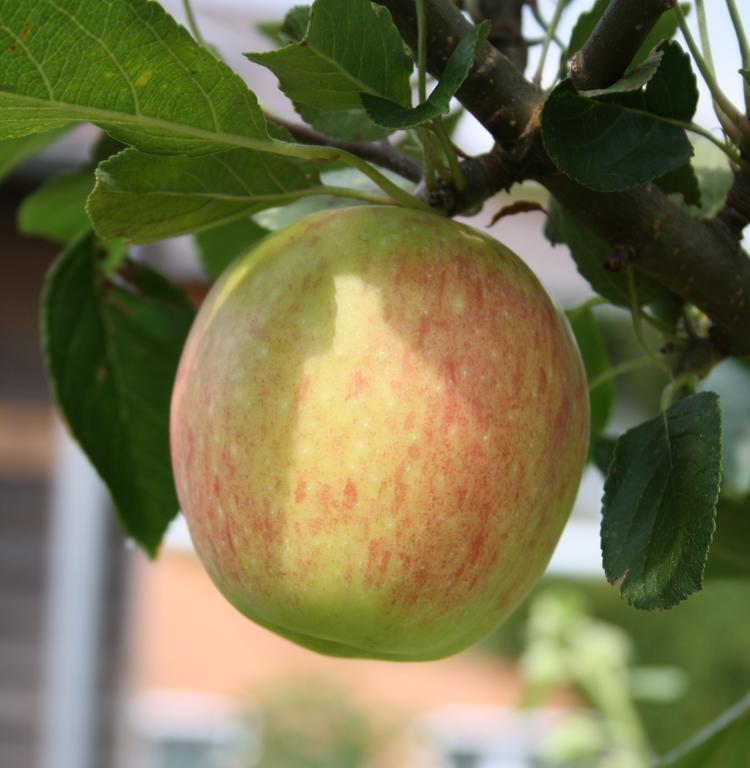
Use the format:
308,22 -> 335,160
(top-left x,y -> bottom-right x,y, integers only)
170,206 -> 589,661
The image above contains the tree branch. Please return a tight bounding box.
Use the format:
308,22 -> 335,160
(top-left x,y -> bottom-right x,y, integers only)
461,1 -> 529,72
570,0 -> 676,91
715,164 -> 750,242
376,0 -> 750,356
267,116 -> 422,183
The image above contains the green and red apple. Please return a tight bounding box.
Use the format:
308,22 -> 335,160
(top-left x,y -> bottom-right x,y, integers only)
170,206 -> 589,660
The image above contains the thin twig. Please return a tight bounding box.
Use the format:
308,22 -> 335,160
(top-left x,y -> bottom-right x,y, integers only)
533,0 -> 566,85
726,0 -> 750,111
695,0 -> 715,75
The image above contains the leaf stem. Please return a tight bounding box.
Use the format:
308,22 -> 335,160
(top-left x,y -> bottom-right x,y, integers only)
627,267 -> 670,373
529,2 -> 565,51
182,0 -> 205,46
433,117 -> 466,191
694,0 -> 715,75
674,4 -> 750,146
725,0 -> 750,110
533,0 -> 567,86
588,356 -> 657,392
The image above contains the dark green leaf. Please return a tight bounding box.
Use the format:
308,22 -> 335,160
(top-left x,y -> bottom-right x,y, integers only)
18,169 -> 93,243
602,392 -> 722,609
195,219 -> 270,280
593,434 -> 617,476
246,0 -> 412,111
655,162 -> 702,207
545,200 -> 674,306
644,42 -> 698,122
656,694 -> 750,767
566,303 -> 613,447
88,147 -> 319,243
705,496 -> 750,580
282,6 -> 311,42
42,234 -> 195,554
0,127 -> 70,183
361,22 -> 489,130
542,80 -> 692,192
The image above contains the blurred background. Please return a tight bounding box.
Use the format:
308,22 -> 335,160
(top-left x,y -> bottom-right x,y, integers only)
1,2 -> 749,767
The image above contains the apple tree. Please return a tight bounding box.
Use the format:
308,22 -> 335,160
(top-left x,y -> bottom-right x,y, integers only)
1,0 -> 749,759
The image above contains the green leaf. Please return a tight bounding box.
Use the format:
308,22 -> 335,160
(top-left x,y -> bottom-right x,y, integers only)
246,0 -> 412,111
542,80 -> 692,192
195,218 -> 270,280
565,304 -> 612,447
282,5 -> 311,42
18,168 -> 92,243
545,200 -> 673,307
295,102 -> 392,142
88,147 -> 319,243
361,21 -> 489,130
0,127 -> 70,182
602,392 -> 723,609
42,233 -> 195,555
656,694 -> 750,767
593,434 -> 617,476
655,162 -> 702,208
0,0 -> 275,155
644,42 -> 698,122
705,496 -> 750,579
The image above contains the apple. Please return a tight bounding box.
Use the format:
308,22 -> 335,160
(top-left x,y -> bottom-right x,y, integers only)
170,206 -> 589,660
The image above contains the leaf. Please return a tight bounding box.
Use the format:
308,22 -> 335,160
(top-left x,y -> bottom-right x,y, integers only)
0,126 -> 70,182
593,434 -> 617,476
195,218 -> 270,280
655,162 -> 702,208
87,147 -> 319,243
282,5 -> 311,42
18,168 -> 92,243
601,392 -> 723,609
582,48 -> 663,97
42,233 -> 195,554
295,102 -> 392,142
704,496 -> 750,580
566,303 -> 613,448
361,21 -> 489,130
545,200 -> 674,307
656,694 -> 750,767
246,0 -> 412,112
541,80 -> 692,192
644,42 -> 698,122
0,0 -> 276,156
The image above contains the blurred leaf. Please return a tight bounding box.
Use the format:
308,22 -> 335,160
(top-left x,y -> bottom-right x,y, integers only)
545,200 -> 674,306
0,127 -> 70,182
593,435 -> 617,476
195,218 -> 270,280
282,5 -> 311,41
88,147 -> 319,243
656,694 -> 750,767
602,392 -> 722,609
42,233 -> 194,555
361,22 -> 489,130
693,164 -> 733,217
566,304 -> 613,448
18,169 -> 93,243
705,496 -> 750,580
655,163 -> 701,208
700,359 -> 750,498
246,0 -> 412,111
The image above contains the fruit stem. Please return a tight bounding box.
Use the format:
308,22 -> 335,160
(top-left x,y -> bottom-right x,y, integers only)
533,0 -> 567,86
433,117 -> 466,191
